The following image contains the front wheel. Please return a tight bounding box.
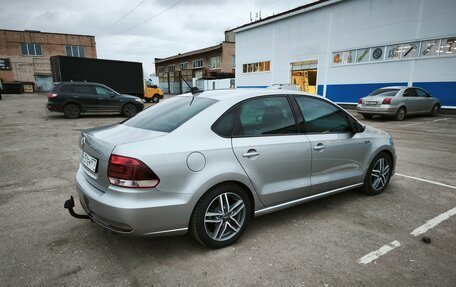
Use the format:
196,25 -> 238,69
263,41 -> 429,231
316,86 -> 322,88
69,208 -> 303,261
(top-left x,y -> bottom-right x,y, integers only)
190,183 -> 251,249
361,152 -> 392,196
122,103 -> 137,117
152,94 -> 160,103
430,104 -> 440,117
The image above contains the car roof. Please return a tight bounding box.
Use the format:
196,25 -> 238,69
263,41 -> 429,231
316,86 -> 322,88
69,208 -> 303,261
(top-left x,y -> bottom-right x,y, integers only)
58,81 -> 101,85
182,88 -> 319,102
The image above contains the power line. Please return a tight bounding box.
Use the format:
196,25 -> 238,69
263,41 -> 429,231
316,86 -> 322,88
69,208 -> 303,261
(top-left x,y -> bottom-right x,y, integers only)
115,0 -> 184,35
96,0 -> 148,36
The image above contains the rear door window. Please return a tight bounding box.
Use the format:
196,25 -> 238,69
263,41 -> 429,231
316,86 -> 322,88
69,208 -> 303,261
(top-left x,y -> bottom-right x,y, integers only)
233,96 -> 298,136
124,96 -> 217,132
59,85 -> 78,93
77,85 -> 96,95
403,88 -> 417,97
295,96 -> 351,133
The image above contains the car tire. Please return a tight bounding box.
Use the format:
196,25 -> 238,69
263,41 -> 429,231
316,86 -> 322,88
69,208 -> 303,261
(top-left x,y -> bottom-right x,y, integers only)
63,103 -> 81,119
394,107 -> 406,121
362,114 -> 373,119
152,94 -> 160,103
190,183 -> 251,249
122,103 -> 137,117
361,152 -> 392,196
430,104 -> 440,117
145,98 -> 151,103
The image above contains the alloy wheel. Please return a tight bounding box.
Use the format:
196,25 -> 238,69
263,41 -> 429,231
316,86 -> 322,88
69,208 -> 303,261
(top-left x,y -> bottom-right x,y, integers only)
204,192 -> 246,241
371,157 -> 390,191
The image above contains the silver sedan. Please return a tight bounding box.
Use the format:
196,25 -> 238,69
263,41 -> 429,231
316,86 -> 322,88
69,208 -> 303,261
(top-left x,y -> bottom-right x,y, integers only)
68,89 -> 396,248
357,86 -> 440,120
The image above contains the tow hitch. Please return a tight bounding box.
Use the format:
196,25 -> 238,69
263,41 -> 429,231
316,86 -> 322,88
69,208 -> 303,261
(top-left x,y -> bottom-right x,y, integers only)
64,196 -> 92,221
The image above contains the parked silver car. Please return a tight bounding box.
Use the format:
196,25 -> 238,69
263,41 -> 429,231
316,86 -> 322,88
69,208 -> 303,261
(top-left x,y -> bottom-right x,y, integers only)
66,89 -> 396,248
357,86 -> 440,121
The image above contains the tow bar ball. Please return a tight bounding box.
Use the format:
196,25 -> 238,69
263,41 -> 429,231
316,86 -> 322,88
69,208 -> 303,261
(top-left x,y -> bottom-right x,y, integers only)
64,196 -> 92,220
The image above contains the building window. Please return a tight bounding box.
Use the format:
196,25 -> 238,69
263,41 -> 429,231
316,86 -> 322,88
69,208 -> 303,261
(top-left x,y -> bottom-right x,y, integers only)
20,43 -> 43,56
209,56 -> 221,69
65,46 -> 85,57
180,62 -> 188,70
242,61 -> 270,73
192,59 -> 204,69
232,55 -> 236,67
0,58 -> 12,70
158,66 -> 165,73
168,64 -> 175,72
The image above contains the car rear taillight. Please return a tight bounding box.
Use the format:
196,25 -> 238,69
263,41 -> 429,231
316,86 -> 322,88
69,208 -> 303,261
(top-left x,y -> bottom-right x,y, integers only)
358,98 -> 363,104
48,93 -> 58,99
382,97 -> 392,104
108,155 -> 160,188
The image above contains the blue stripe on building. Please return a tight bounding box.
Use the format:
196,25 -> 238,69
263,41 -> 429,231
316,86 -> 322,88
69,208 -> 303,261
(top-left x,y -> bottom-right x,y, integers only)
412,82 -> 456,107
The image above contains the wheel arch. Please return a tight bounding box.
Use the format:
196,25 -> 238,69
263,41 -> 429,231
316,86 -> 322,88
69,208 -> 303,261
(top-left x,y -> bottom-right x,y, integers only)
62,100 -> 83,113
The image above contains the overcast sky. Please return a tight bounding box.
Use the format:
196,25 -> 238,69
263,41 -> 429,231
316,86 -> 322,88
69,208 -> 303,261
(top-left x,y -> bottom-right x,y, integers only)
0,0 -> 312,75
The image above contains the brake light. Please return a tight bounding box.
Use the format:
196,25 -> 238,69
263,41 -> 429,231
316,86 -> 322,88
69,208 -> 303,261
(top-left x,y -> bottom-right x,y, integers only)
108,155 -> 160,188
358,98 -> 363,104
48,93 -> 58,99
382,97 -> 392,104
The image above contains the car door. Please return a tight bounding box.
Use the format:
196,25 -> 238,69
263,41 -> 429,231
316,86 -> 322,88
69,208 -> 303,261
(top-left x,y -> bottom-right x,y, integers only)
95,85 -> 120,112
402,88 -> 420,114
231,96 -> 313,206
294,96 -> 366,195
76,85 -> 98,112
415,88 -> 432,113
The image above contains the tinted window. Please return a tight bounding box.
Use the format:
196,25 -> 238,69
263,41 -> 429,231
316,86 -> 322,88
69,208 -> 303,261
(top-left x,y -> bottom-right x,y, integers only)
295,96 -> 351,133
369,88 -> 400,97
77,85 -> 96,94
124,96 -> 217,132
234,97 -> 297,136
96,86 -> 113,96
415,88 -> 428,97
403,88 -> 417,97
59,85 -> 78,93
212,107 -> 237,137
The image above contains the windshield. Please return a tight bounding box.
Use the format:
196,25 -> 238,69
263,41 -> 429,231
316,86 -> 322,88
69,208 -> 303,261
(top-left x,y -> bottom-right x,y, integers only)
123,96 -> 217,132
369,88 -> 400,97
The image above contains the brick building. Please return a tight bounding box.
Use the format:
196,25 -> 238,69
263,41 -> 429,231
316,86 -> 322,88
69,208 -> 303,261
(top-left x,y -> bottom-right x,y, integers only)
154,37 -> 235,94
0,29 -> 96,92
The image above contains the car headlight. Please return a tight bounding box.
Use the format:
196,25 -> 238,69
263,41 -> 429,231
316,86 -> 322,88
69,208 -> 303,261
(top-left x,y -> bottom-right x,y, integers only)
134,98 -> 142,102
388,137 -> 394,146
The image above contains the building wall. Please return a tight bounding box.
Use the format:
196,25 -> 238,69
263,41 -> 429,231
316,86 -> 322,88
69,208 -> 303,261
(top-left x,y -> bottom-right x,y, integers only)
0,30 -> 96,90
235,0 -> 456,107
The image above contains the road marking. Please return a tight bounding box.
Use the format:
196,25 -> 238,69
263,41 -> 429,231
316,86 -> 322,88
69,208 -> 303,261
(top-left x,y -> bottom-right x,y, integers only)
400,117 -> 450,127
358,240 -> 401,264
411,207 -> 456,236
395,173 -> 456,189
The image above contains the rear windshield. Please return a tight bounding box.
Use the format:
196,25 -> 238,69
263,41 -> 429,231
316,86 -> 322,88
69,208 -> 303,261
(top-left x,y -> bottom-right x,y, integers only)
123,96 -> 217,132
369,88 -> 400,97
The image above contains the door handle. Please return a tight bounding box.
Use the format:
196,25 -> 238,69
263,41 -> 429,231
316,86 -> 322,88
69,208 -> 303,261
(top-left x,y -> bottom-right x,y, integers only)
97,98 -> 103,100
313,143 -> 325,151
242,149 -> 259,158
73,96 -> 79,99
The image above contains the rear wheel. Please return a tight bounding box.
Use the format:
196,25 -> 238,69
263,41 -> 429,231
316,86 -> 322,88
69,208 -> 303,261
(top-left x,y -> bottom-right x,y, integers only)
394,107 -> 406,121
361,152 -> 392,196
362,114 -> 373,119
152,94 -> 160,103
122,103 -> 137,117
190,183 -> 251,249
63,103 -> 81,119
430,104 -> 440,116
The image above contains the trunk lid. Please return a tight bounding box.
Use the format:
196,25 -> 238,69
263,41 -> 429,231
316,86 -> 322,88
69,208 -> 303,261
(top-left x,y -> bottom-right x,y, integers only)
79,124 -> 166,191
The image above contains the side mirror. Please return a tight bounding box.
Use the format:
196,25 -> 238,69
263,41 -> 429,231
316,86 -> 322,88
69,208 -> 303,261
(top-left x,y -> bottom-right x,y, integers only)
354,121 -> 366,133
110,92 -> 116,97
428,93 -> 432,97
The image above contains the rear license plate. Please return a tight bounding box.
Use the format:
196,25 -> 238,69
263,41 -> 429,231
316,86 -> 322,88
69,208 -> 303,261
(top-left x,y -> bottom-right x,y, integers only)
82,152 -> 98,173
366,101 -> 377,105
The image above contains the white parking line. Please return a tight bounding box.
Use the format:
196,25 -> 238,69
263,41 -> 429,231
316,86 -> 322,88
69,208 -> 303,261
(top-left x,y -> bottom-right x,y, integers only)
358,240 -> 401,264
411,207 -> 456,236
400,118 -> 450,127
431,118 -> 450,123
395,173 -> 456,189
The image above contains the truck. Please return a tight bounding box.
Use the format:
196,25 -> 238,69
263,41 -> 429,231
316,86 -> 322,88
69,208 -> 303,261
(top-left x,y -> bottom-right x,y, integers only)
50,56 -> 163,101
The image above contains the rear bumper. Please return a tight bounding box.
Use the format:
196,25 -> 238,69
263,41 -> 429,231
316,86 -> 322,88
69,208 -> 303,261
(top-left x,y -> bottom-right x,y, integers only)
356,104 -> 398,115
74,166 -> 192,236
46,101 -> 63,112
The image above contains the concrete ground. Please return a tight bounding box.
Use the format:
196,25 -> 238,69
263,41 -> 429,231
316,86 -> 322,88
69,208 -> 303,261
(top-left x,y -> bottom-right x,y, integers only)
0,93 -> 455,286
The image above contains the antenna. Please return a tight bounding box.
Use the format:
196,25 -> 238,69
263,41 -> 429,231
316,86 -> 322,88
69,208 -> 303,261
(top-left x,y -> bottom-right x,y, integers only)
179,74 -> 203,105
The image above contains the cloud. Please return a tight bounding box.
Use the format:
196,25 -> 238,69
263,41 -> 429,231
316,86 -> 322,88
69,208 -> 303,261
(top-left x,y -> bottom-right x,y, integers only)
1,0 -> 313,74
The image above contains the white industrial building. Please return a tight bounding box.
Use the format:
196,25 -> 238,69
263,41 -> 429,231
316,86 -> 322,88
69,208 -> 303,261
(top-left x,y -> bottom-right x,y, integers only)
231,0 -> 456,108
